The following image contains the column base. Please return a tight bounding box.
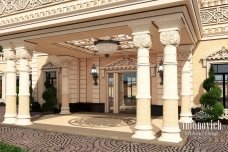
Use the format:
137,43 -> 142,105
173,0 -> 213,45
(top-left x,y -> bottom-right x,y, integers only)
132,124 -> 155,140
179,113 -> 194,123
158,127 -> 182,143
15,115 -> 33,126
60,107 -> 71,115
3,114 -> 17,124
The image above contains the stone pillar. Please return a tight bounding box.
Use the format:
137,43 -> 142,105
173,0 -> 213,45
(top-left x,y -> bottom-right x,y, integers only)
158,30 -> 182,143
113,73 -> 119,114
131,28 -> 155,140
60,58 -> 71,114
179,56 -> 193,123
15,47 -> 33,125
3,49 -> 17,124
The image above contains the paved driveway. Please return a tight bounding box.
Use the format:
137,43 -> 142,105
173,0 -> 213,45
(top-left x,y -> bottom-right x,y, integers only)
0,106 -> 228,152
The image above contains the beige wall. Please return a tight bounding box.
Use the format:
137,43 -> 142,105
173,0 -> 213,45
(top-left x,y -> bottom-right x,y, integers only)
192,38 -> 228,105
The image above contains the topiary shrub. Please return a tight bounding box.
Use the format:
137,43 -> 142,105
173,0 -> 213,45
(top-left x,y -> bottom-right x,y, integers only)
41,76 -> 57,112
199,66 -> 224,121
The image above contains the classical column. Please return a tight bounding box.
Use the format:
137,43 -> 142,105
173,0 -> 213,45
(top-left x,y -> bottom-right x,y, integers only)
60,58 -> 71,114
132,31 -> 155,140
158,30 -> 182,143
179,56 -> 193,123
113,73 -> 120,114
3,49 -> 17,124
15,47 -> 33,125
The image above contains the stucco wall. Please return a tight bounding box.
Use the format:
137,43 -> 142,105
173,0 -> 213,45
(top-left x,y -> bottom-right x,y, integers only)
192,38 -> 228,105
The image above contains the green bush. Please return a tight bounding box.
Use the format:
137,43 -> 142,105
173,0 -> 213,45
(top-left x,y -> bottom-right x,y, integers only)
200,66 -> 224,121
0,142 -> 27,152
41,77 -> 57,112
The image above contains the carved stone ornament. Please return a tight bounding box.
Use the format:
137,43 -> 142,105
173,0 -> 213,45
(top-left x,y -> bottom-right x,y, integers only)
133,33 -> 152,49
202,47 -> 228,67
102,56 -> 137,71
3,50 -> 16,60
160,30 -> 180,46
41,61 -> 60,71
177,50 -> 191,61
16,47 -> 32,60
58,56 -> 73,67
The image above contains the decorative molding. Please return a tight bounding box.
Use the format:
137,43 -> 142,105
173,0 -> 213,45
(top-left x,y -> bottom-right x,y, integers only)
101,56 -> 137,71
202,47 -> 228,67
16,47 -> 32,60
0,0 -> 126,26
198,0 -> 228,8
133,33 -> 152,49
41,61 -> 60,71
160,30 -> 180,46
200,4 -> 228,25
3,49 -> 16,60
66,34 -> 135,53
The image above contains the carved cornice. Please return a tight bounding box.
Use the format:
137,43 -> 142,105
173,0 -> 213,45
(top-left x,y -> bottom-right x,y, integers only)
16,47 -> 32,60
0,0 -> 126,27
198,0 -> 228,8
3,49 -> 16,60
202,47 -> 228,67
160,30 -> 180,46
102,56 -> 137,71
133,33 -> 152,49
42,61 -> 60,71
205,47 -> 228,60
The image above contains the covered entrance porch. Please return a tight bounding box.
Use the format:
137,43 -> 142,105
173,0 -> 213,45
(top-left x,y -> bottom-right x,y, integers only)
0,0 -> 201,143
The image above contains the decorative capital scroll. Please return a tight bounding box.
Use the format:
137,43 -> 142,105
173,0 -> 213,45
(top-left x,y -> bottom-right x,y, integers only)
133,33 -> 152,49
3,49 -> 16,60
16,47 -> 32,60
160,30 -> 180,46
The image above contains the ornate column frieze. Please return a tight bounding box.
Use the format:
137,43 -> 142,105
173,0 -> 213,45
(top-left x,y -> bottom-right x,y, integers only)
3,49 -> 16,60
133,33 -> 152,49
16,47 -> 32,60
160,30 -> 180,46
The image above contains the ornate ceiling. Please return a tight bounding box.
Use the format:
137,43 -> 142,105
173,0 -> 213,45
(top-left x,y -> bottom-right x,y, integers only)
54,34 -> 136,55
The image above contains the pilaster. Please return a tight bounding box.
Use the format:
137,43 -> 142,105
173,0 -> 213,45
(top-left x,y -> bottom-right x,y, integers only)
59,56 -> 71,115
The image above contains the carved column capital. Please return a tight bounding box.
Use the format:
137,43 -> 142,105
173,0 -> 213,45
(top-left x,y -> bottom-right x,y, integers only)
16,47 -> 32,60
3,49 -> 16,60
133,33 -> 152,49
160,30 -> 180,46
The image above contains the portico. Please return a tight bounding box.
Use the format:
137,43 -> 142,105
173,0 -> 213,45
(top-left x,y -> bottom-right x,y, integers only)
0,0 -> 201,143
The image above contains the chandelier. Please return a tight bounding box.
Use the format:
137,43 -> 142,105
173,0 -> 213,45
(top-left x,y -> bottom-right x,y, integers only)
94,40 -> 120,56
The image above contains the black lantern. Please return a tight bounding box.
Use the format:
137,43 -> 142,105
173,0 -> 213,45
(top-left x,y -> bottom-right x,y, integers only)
91,64 -> 98,86
158,60 -> 163,85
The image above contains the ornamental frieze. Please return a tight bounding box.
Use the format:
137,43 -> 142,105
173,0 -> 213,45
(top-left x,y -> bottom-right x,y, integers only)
200,4 -> 228,25
0,0 -> 65,16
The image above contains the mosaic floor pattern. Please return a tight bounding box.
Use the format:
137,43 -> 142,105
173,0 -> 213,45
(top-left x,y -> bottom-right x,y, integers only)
0,125 -> 228,152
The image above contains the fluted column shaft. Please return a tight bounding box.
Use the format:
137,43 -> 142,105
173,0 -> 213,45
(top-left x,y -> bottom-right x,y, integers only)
3,49 -> 17,124
131,32 -> 155,140
179,58 -> 193,123
158,30 -> 182,143
15,47 -> 33,125
60,58 -> 71,114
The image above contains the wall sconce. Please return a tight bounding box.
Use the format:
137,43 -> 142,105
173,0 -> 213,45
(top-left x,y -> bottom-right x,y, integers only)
158,60 -> 163,85
91,64 -> 98,86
